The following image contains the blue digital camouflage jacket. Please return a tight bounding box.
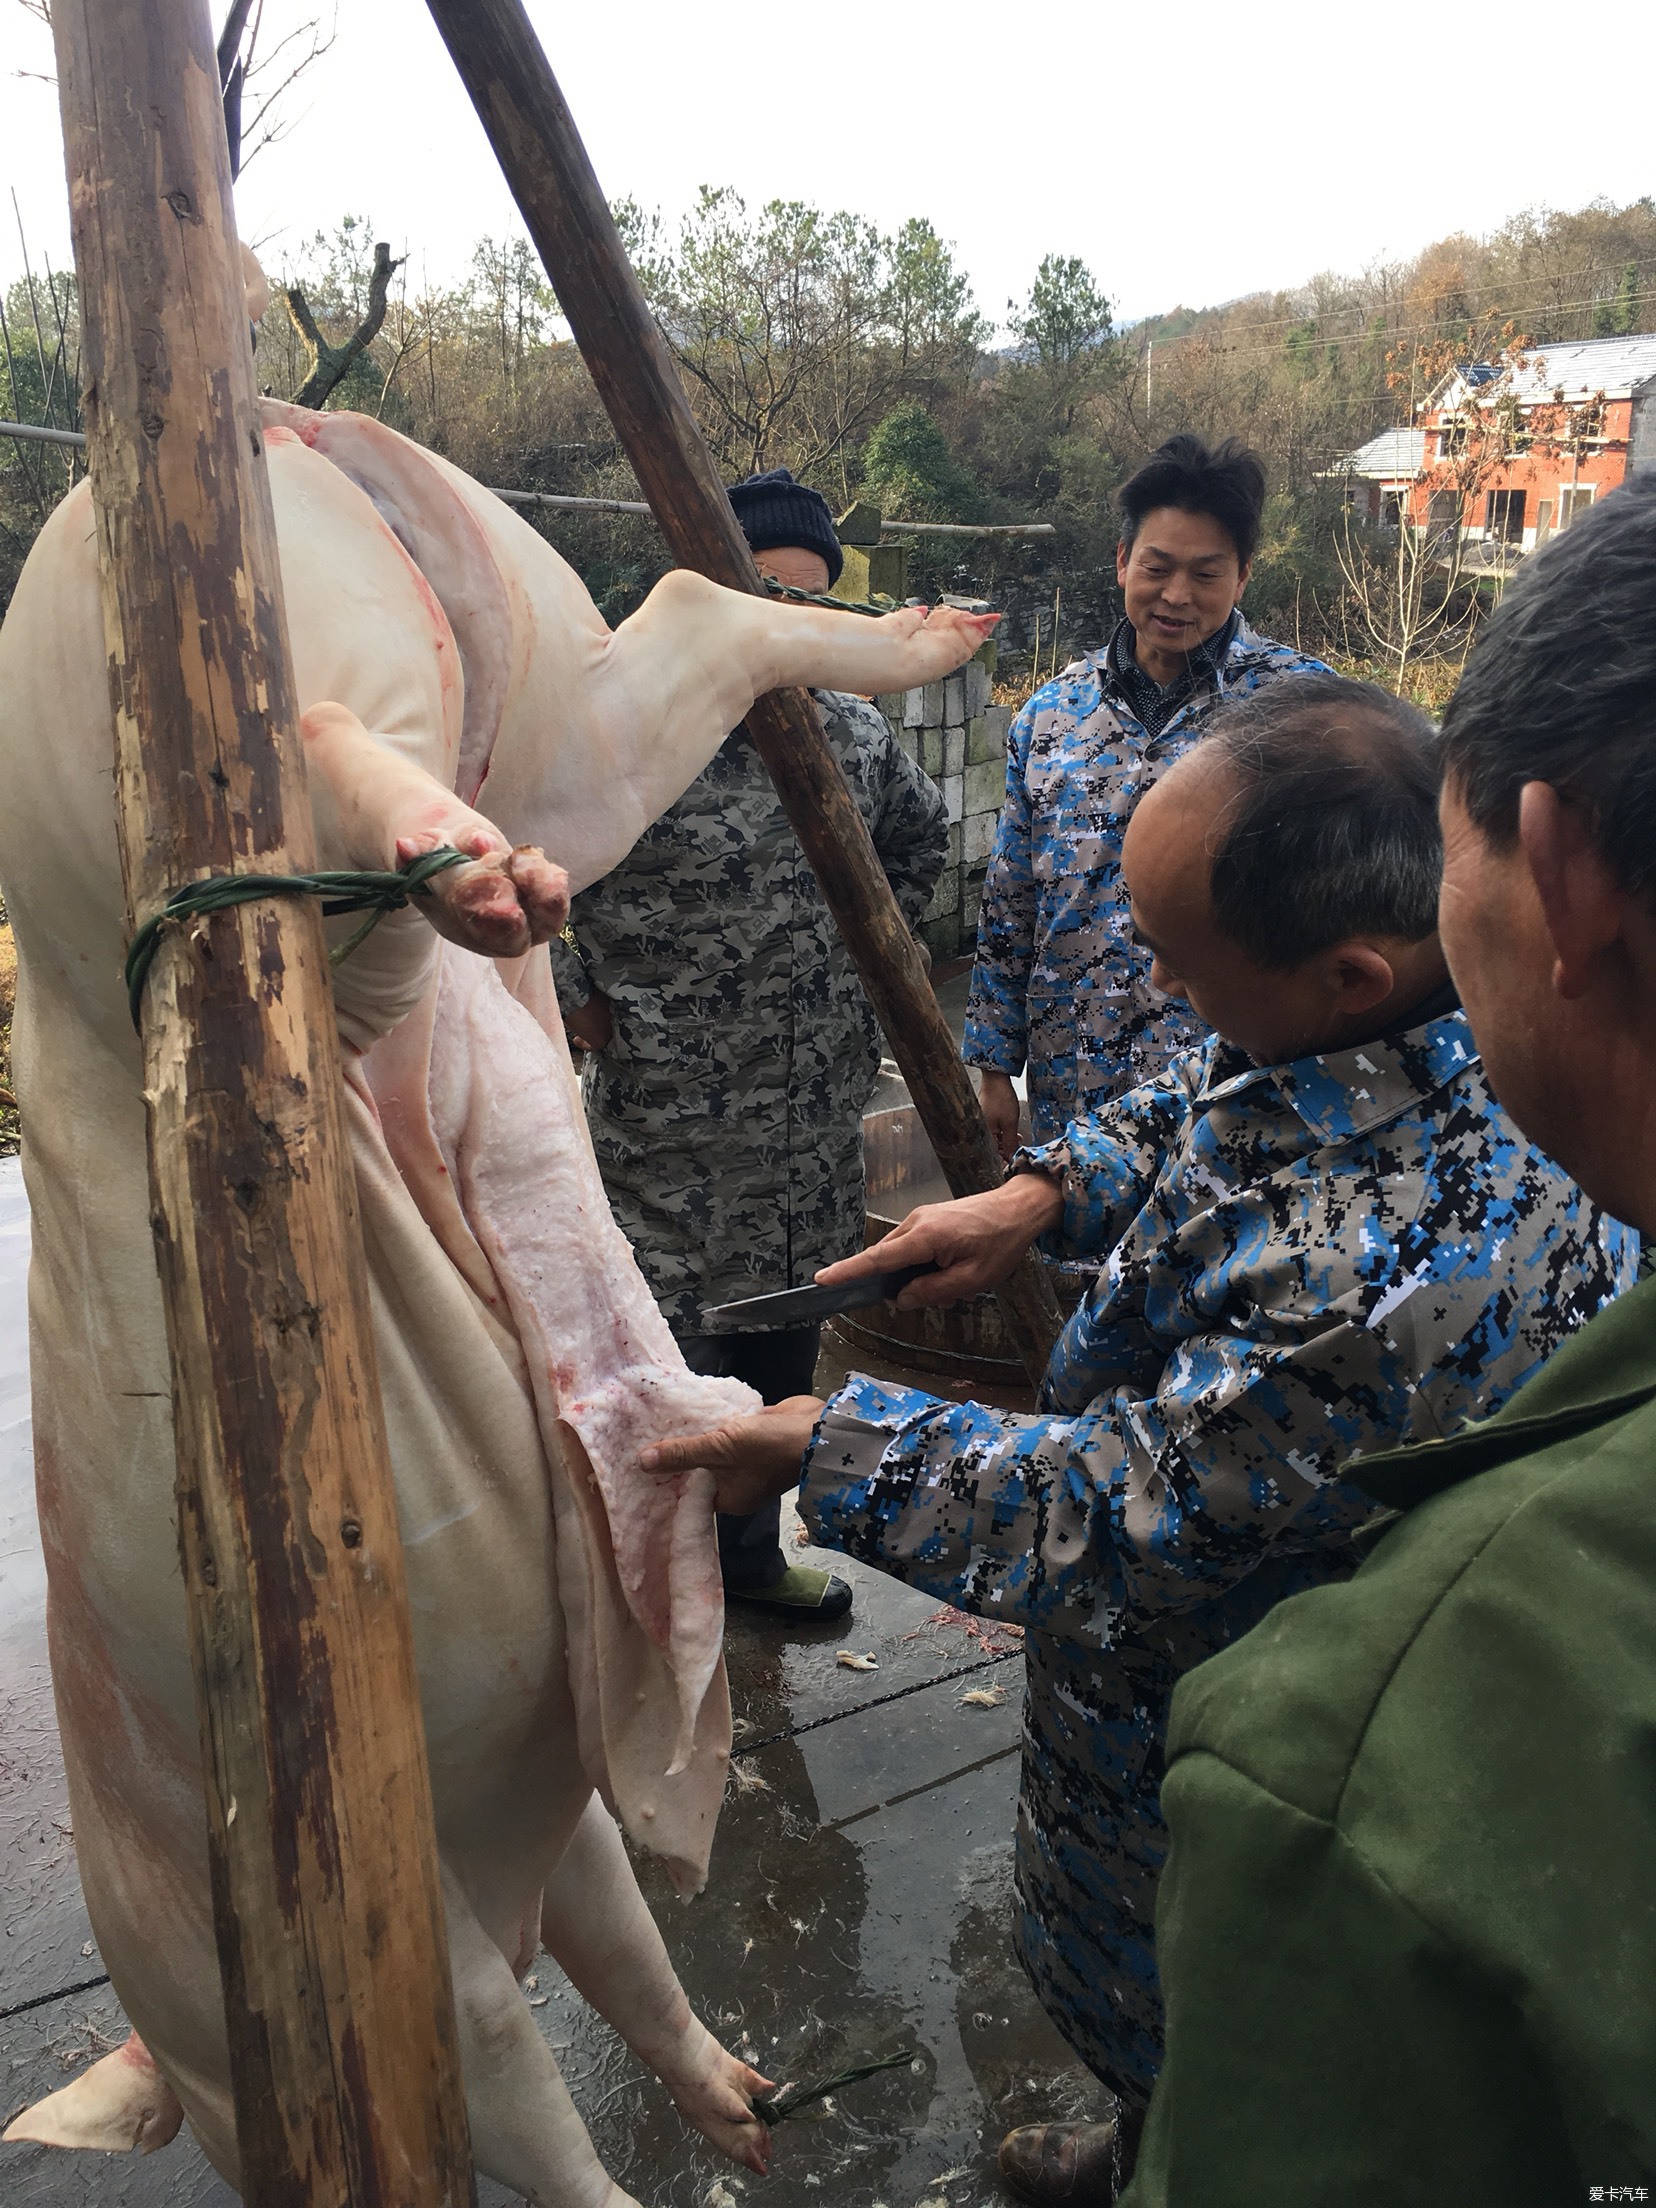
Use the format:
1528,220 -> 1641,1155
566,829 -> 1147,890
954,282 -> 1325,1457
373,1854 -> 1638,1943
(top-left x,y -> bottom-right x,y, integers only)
798,1008 -> 1635,2102
962,618 -> 1330,1139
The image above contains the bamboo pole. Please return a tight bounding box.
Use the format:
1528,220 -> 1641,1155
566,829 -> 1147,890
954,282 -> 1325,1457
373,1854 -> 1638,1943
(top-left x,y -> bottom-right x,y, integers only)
51,2 -> 474,2198
421,0 -> 1064,1382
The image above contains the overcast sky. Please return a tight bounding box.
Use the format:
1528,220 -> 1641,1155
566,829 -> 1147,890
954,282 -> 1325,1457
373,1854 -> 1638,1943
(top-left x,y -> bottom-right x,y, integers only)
4,0 -> 1655,334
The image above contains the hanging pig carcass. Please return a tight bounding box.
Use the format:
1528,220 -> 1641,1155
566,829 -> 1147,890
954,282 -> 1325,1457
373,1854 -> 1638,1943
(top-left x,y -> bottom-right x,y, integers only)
0,400 -> 993,2205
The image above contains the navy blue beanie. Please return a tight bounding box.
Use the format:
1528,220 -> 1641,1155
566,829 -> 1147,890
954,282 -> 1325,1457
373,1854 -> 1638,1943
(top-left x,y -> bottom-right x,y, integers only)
727,466 -> 844,587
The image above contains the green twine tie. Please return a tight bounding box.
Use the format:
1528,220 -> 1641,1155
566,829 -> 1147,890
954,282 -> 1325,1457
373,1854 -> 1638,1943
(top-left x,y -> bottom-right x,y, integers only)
123,845 -> 468,1029
750,2047 -> 915,2126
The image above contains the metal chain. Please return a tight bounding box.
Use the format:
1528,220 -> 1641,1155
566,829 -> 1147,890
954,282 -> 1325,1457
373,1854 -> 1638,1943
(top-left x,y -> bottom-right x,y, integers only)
760,575 -> 902,620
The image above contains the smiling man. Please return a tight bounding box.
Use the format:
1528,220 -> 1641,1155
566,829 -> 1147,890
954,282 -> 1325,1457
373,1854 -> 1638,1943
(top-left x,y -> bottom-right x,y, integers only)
644,675 -> 1634,2202
966,434 -> 1328,1157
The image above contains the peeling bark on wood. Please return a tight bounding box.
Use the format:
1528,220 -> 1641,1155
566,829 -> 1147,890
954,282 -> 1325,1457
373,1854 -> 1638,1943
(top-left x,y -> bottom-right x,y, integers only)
51,1 -> 475,2199
423,0 -> 1064,1383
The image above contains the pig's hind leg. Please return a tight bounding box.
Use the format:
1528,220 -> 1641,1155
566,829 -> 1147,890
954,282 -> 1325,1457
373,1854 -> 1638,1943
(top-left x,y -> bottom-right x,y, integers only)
539,1797 -> 773,2176
586,570 -> 995,795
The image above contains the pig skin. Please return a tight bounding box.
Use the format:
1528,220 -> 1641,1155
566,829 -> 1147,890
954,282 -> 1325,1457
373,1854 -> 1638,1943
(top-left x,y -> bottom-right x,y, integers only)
0,403 -> 994,2200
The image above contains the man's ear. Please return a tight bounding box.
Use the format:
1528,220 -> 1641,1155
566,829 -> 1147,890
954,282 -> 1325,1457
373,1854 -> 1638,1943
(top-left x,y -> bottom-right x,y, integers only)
1518,781 -> 1622,1000
1116,538 -> 1132,587
1322,941 -> 1396,1020
1233,558 -> 1252,604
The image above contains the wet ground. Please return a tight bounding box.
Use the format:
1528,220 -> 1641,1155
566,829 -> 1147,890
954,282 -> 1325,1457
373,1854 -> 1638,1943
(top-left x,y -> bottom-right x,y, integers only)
0,1153 -> 1108,2206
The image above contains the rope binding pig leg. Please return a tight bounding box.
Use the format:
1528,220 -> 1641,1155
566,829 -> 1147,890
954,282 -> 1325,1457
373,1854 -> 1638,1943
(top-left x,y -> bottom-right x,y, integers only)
122,845 -> 469,1028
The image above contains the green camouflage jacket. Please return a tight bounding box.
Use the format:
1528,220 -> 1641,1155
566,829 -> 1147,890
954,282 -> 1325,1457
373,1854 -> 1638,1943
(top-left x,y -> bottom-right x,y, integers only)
550,690 -> 948,1332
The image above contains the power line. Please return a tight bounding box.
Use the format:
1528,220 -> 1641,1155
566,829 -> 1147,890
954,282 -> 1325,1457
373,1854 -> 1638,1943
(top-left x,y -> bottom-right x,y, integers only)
1139,271 -> 1656,366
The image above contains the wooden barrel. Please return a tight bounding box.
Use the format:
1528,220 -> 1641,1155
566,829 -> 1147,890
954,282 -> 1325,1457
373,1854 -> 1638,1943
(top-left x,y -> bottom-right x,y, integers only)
826,1100 -> 1083,1414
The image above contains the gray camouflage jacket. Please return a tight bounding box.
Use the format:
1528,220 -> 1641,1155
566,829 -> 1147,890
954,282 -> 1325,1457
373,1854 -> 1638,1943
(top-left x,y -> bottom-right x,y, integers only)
551,690 -> 947,1333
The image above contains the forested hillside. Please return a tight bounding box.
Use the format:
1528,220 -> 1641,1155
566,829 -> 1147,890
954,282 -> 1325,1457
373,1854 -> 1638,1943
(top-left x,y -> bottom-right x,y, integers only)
5,191 -> 1654,696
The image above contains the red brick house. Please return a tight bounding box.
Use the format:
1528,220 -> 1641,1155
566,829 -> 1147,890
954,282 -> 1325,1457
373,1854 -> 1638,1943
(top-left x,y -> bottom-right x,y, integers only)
1403,334 -> 1656,554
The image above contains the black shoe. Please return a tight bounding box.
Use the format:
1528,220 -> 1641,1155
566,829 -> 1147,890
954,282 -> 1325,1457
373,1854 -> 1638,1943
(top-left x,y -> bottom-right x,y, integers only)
998,2119 -> 1123,2205
726,1567 -> 853,1622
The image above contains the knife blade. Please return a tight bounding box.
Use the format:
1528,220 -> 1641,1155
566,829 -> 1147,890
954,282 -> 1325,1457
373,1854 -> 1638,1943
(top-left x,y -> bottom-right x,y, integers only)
703,1261 -> 941,1327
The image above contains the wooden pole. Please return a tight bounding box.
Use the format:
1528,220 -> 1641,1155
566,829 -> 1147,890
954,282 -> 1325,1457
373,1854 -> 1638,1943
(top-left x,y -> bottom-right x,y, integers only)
52,3 -> 475,2199
421,0 -> 1064,1382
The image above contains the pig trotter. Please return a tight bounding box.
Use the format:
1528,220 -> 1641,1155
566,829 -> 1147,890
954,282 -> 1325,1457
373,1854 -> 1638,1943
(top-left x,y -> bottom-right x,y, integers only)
300,699 -> 570,957
400,834 -> 571,958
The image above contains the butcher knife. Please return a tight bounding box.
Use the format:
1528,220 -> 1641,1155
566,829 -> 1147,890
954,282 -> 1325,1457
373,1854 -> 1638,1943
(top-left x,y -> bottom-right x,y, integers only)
704,1261 -> 941,1326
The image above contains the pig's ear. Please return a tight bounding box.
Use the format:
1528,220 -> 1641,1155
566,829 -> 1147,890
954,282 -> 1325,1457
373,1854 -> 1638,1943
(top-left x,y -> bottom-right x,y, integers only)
240,245 -> 270,324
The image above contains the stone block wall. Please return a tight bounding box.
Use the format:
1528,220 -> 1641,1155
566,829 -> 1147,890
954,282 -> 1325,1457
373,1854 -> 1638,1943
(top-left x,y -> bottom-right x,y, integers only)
876,647 -> 1012,959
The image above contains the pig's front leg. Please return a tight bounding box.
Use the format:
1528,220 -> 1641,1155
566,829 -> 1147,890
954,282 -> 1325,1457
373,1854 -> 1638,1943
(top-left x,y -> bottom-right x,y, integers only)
302,701 -> 569,957
444,1866 -> 641,2208
539,1797 -> 773,2177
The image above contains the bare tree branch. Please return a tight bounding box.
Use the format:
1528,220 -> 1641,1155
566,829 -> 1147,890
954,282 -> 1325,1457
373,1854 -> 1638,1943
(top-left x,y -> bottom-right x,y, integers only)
284,239 -> 403,409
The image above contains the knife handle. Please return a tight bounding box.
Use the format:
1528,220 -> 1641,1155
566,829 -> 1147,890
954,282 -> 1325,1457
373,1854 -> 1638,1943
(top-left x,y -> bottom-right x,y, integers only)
865,1261 -> 942,1306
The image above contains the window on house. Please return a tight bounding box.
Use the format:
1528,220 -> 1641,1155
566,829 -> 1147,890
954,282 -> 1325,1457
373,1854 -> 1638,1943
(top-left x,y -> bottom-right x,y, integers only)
1427,489 -> 1462,543
1486,489 -> 1526,543
1535,498 -> 1554,545
1379,487 -> 1408,529
1557,484 -> 1596,531
1439,420 -> 1469,458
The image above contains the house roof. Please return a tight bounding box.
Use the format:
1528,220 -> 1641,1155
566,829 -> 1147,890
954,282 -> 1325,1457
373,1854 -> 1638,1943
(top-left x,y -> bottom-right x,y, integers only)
1328,426 -> 1426,480
1505,334 -> 1656,402
1435,334 -> 1656,411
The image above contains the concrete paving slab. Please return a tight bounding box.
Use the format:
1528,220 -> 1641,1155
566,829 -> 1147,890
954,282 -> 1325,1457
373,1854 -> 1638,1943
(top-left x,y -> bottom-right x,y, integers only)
0,1157 -> 1104,2205
721,1494 -> 1023,1747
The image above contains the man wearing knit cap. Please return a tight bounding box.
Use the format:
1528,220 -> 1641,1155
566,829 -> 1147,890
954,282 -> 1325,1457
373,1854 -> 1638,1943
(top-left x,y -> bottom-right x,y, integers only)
552,467 -> 948,1621
726,464 -> 847,583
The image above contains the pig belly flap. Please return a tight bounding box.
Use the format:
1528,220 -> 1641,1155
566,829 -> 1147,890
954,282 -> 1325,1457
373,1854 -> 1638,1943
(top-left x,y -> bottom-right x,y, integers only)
426,945 -> 754,1891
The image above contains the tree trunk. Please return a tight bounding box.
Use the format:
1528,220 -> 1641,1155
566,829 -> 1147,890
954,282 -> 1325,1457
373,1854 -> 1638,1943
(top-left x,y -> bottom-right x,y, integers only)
51,1 -> 475,2199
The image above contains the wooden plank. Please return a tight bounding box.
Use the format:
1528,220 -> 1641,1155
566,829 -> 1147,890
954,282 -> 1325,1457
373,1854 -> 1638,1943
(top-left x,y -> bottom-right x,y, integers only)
50,1 -> 475,2198
421,0 -> 1064,1382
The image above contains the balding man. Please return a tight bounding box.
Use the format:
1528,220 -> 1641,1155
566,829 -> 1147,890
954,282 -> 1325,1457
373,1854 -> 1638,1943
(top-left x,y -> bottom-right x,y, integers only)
1118,478 -> 1656,2205
644,674 -> 1633,2203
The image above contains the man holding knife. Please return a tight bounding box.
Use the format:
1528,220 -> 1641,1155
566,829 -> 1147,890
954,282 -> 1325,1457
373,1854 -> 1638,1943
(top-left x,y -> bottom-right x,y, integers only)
653,675 -> 1633,2203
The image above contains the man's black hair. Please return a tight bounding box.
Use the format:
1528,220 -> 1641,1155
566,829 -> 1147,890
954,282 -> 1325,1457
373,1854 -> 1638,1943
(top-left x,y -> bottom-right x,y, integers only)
1118,433 -> 1268,568
1201,674 -> 1442,970
1440,474 -> 1656,898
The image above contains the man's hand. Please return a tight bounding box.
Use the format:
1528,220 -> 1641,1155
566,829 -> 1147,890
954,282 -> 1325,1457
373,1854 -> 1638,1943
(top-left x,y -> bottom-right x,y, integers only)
816,1171 -> 1063,1308
640,1396 -> 824,1516
977,1069 -> 1022,1163
565,989 -> 614,1054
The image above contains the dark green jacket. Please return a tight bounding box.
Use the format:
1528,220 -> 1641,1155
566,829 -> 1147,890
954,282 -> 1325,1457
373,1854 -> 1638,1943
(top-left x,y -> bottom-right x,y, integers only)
1123,1271 -> 1656,2206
